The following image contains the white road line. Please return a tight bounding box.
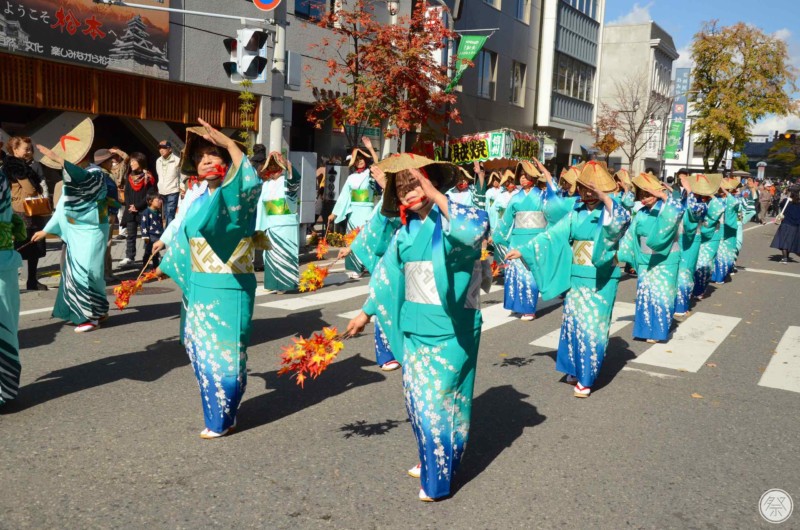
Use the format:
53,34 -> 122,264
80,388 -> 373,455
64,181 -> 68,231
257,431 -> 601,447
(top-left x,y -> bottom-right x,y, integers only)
632,312 -> 740,372
758,326 -> 800,394
19,307 -> 53,316
259,284 -> 371,310
529,301 -> 636,349
744,223 -> 768,232
739,267 -> 800,279
621,367 -> 681,379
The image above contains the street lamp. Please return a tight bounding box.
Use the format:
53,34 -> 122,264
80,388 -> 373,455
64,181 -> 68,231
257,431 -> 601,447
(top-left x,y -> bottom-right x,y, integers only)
386,0 -> 399,15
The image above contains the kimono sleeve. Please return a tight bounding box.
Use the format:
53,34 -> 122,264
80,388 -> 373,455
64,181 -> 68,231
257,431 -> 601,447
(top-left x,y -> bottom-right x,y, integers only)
331,178 -> 352,220
620,190 -> 636,211
593,200 -> 631,268
286,165 -> 301,202
11,213 -> 26,242
362,234 -> 405,363
443,200 -> 489,256
493,194 -> 518,248
254,181 -> 269,232
616,220 -> 636,265
350,202 -> 401,274
644,195 -> 684,254
198,158 -> 263,263
472,179 -> 487,210
43,205 -> 66,238
543,183 -> 573,224
517,213 -> 572,300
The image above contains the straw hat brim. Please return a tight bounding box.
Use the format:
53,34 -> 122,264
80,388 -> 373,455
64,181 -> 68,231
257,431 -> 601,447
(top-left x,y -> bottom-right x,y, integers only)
500,169 -> 515,187
689,173 -> 723,197
614,170 -> 632,186
348,148 -> 372,167
559,167 -> 579,194
377,154 -> 464,218
260,151 -> 287,176
40,118 -> 94,169
514,160 -> 545,184
576,161 -> 617,193
180,126 -> 244,175
631,173 -> 665,194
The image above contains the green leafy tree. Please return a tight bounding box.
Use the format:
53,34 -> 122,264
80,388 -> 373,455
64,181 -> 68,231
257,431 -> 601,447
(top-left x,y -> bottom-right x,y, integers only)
689,21 -> 798,172
767,131 -> 800,179
732,152 -> 750,172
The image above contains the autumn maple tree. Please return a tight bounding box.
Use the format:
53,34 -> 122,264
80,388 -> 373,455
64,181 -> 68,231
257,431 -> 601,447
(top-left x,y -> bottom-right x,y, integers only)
588,104 -> 622,164
689,21 -> 798,172
305,0 -> 460,150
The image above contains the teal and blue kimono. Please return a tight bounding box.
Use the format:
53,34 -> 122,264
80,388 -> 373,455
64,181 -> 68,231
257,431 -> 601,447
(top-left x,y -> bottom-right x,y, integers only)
488,187 -> 517,257
673,194 -> 708,315
255,164 -> 301,291
484,186 -> 501,216
712,194 -> 741,283
360,200 -> 488,499
332,168 -> 375,274
495,185 -> 571,315
0,167 -> 25,406
446,181 -> 486,209
350,201 -> 402,367
611,190 -> 636,212
160,159 -> 262,433
618,196 -> 684,341
693,196 -> 726,297
518,201 -> 631,388
43,162 -> 115,325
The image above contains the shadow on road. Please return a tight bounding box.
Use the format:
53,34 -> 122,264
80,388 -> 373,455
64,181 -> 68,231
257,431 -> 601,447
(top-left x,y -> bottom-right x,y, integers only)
237,354 -> 386,433
339,418 -> 408,439
452,385 -> 546,496
248,309 -> 331,347
3,336 -> 187,413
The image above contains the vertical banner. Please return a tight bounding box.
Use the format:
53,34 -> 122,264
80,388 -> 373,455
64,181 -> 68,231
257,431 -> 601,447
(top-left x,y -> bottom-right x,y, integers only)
664,68 -> 691,159
445,35 -> 487,93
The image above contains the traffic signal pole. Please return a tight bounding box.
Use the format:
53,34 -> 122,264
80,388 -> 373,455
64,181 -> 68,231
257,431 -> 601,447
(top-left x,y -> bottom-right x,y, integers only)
97,1 -> 276,26
268,4 -> 287,154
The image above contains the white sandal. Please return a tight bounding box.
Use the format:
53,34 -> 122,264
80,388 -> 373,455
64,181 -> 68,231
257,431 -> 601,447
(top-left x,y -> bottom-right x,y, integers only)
408,463 -> 421,478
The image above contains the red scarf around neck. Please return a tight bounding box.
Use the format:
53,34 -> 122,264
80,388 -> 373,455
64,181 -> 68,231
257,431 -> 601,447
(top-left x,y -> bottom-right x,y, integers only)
129,170 -> 154,191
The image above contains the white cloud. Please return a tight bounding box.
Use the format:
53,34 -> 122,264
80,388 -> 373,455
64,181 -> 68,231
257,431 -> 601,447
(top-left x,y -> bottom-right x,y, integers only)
773,28 -> 792,42
751,114 -> 800,137
607,2 -> 654,26
673,44 -> 693,70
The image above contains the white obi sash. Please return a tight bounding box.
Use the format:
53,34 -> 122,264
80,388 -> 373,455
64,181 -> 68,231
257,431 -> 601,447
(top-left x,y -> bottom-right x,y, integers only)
515,211 -> 547,229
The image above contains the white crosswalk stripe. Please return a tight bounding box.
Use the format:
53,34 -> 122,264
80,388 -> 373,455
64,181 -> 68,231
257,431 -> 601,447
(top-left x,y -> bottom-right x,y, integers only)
530,302 -> 636,349
631,312 -> 741,372
259,284 -> 370,310
758,326 -> 800,394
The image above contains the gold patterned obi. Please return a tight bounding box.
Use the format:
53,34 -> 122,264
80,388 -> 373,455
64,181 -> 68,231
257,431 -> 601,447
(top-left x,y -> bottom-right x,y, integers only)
190,237 -> 255,274
0,221 -> 13,250
572,240 -> 595,266
264,198 -> 291,216
351,189 -> 371,203
515,211 -> 547,229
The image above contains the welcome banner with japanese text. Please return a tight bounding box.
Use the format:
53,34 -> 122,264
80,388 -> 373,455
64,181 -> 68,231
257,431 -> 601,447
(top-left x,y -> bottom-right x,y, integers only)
445,35 -> 487,93
0,0 -> 170,79
664,68 -> 691,160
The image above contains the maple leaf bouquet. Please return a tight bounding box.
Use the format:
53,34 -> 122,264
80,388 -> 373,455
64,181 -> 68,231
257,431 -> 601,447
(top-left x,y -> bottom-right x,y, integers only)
113,270 -> 162,310
279,327 -> 345,387
298,263 -> 330,292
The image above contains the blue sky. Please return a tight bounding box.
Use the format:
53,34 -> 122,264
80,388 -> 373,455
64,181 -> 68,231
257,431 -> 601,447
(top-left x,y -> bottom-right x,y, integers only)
604,1 -> 800,134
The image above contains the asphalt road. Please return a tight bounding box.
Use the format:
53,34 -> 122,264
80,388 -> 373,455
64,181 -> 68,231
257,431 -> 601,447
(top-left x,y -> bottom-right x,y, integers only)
1,221 -> 798,529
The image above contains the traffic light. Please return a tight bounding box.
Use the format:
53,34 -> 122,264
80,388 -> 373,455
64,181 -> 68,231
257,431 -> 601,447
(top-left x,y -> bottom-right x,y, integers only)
223,29 -> 270,84
783,133 -> 797,141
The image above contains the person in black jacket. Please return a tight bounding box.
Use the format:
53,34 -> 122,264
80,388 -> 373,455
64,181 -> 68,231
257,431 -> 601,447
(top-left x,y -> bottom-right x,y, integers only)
118,152 -> 155,268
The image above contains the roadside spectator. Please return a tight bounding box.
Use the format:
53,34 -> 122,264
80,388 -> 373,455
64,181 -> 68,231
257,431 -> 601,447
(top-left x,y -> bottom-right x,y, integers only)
155,140 -> 181,226
109,147 -> 129,238
757,181 -> 772,224
6,137 -> 50,290
119,152 -> 156,269
771,187 -> 800,264
140,189 -> 163,269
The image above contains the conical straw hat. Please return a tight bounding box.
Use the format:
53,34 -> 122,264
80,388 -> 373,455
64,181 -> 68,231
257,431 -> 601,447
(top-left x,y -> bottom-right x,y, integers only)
614,168 -> 632,186
500,169 -> 515,186
487,170 -> 502,184
559,166 -> 580,194
348,148 -> 372,167
514,160 -> 544,184
688,173 -> 723,196
577,160 -> 617,193
376,153 -> 463,218
180,125 -> 243,175
260,151 -> 287,177
631,172 -> 665,194
721,176 -> 742,191
40,118 -> 94,169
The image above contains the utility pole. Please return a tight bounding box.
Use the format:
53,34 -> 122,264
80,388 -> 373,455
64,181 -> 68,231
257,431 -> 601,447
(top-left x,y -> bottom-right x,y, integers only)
269,2 -> 287,154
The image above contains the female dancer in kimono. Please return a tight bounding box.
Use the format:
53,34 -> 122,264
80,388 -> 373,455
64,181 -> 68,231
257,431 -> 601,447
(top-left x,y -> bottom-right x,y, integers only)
157,119 -> 266,439
255,152 -> 300,293
446,161 -> 486,208
343,165 -> 403,371
617,173 -> 685,343
494,161 -> 549,321
484,171 -> 502,215
345,154 -> 489,501
613,169 -> 635,212
692,182 -> 726,300
33,145 -> 118,333
329,148 -> 376,279
711,179 -> 742,284
488,170 -> 517,256
0,159 -> 28,406
506,161 -> 631,397
673,173 -> 721,320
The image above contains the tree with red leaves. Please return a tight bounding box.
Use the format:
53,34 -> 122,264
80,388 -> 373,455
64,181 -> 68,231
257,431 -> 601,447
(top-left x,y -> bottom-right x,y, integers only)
305,0 -> 460,151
